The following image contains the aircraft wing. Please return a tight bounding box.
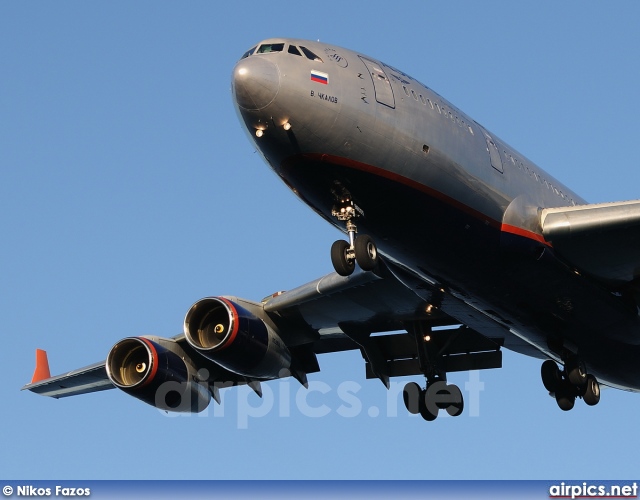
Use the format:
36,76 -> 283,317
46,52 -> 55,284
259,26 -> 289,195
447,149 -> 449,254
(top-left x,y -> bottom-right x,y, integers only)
22,338 -> 252,400
24,359 -> 113,398
263,260 -> 505,387
263,262 -> 446,340
541,200 -> 640,285
24,259 -> 506,401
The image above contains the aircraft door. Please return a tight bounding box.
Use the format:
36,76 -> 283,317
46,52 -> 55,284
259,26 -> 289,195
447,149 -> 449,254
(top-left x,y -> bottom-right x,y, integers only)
358,56 -> 395,109
482,130 -> 503,173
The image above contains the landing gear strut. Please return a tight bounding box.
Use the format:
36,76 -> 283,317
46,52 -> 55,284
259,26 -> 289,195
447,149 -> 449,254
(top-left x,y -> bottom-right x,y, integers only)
330,192 -> 378,276
402,322 -> 464,421
541,357 -> 600,411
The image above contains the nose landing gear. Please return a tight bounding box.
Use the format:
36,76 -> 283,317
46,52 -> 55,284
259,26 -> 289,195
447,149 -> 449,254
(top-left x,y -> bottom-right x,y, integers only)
329,193 -> 378,276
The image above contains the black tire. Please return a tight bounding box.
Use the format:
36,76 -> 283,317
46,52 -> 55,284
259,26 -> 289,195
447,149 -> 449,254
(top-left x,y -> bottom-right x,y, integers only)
330,240 -> 355,276
555,388 -> 575,411
566,357 -> 587,387
402,382 -> 422,415
541,360 -> 562,392
419,389 -> 438,421
583,375 -> 601,406
354,234 -> 378,271
445,384 -> 464,417
431,380 -> 451,410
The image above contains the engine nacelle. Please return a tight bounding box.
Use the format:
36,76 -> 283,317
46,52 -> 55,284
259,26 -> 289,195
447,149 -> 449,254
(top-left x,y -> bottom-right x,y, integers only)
106,336 -> 211,413
184,297 -> 291,379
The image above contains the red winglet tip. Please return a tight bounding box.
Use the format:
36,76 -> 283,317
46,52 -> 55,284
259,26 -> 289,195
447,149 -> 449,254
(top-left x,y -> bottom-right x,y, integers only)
31,349 -> 51,383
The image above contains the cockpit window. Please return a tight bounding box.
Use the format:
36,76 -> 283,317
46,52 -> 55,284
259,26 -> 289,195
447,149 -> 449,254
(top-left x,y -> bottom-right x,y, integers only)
241,46 -> 256,59
288,45 -> 302,56
257,43 -> 284,54
299,46 -> 323,62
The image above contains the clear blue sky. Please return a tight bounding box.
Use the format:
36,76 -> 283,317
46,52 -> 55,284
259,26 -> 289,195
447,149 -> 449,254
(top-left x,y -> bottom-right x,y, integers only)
3,1 -> 640,480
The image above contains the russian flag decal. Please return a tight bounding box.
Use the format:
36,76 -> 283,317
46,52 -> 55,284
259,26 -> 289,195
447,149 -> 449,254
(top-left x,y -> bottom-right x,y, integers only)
310,70 -> 329,85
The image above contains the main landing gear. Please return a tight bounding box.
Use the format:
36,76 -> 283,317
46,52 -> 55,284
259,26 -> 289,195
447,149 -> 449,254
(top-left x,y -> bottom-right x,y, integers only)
330,193 -> 378,276
541,357 -> 600,411
401,322 -> 464,421
402,379 -> 464,421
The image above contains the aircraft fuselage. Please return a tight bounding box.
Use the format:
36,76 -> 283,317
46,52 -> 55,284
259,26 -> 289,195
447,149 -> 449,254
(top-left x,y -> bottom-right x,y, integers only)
232,38 -> 640,392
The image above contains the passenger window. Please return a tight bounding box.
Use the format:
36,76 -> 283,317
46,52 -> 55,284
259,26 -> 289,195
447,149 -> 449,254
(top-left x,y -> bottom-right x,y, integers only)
411,90 -> 418,100
288,45 -> 302,56
241,46 -> 256,59
257,43 -> 284,54
403,86 -> 410,96
300,46 -> 323,62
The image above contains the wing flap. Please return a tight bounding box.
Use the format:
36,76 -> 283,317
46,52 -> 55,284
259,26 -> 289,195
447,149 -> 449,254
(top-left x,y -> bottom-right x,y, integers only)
362,329 -> 503,379
541,200 -> 640,284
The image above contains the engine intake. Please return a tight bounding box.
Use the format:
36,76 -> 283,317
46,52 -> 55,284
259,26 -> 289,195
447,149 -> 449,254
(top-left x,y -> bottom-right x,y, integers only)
106,337 -> 210,413
184,297 -> 291,379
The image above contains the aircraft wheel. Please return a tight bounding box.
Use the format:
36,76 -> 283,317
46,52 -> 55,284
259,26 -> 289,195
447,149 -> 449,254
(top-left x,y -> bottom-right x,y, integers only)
426,378 -> 450,410
445,384 -> 464,417
582,375 -> 600,406
541,360 -> 562,392
555,386 -> 575,411
354,234 -> 378,271
402,382 -> 422,415
330,240 -> 355,276
419,389 -> 438,421
565,357 -> 587,387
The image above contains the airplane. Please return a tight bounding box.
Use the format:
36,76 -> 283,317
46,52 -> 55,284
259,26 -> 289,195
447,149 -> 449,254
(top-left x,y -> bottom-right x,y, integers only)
23,38 -> 640,421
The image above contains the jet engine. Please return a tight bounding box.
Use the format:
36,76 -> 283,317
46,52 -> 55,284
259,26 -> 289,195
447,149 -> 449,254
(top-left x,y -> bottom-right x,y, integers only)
106,336 -> 211,413
183,297 -> 291,379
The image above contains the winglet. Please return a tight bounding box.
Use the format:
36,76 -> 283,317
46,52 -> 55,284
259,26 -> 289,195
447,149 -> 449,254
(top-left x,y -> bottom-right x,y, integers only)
31,349 -> 51,383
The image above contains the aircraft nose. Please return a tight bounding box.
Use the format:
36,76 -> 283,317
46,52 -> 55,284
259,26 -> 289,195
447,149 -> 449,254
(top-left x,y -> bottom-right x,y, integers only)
232,57 -> 280,111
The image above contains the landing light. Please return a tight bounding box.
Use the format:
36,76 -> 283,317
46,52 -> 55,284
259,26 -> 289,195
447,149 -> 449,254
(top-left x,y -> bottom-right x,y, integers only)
255,129 -> 264,138
283,122 -> 292,131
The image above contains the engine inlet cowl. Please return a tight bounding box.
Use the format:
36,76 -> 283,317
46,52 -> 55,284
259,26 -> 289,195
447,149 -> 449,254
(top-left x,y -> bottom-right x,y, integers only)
106,336 -> 210,413
184,297 -> 291,379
